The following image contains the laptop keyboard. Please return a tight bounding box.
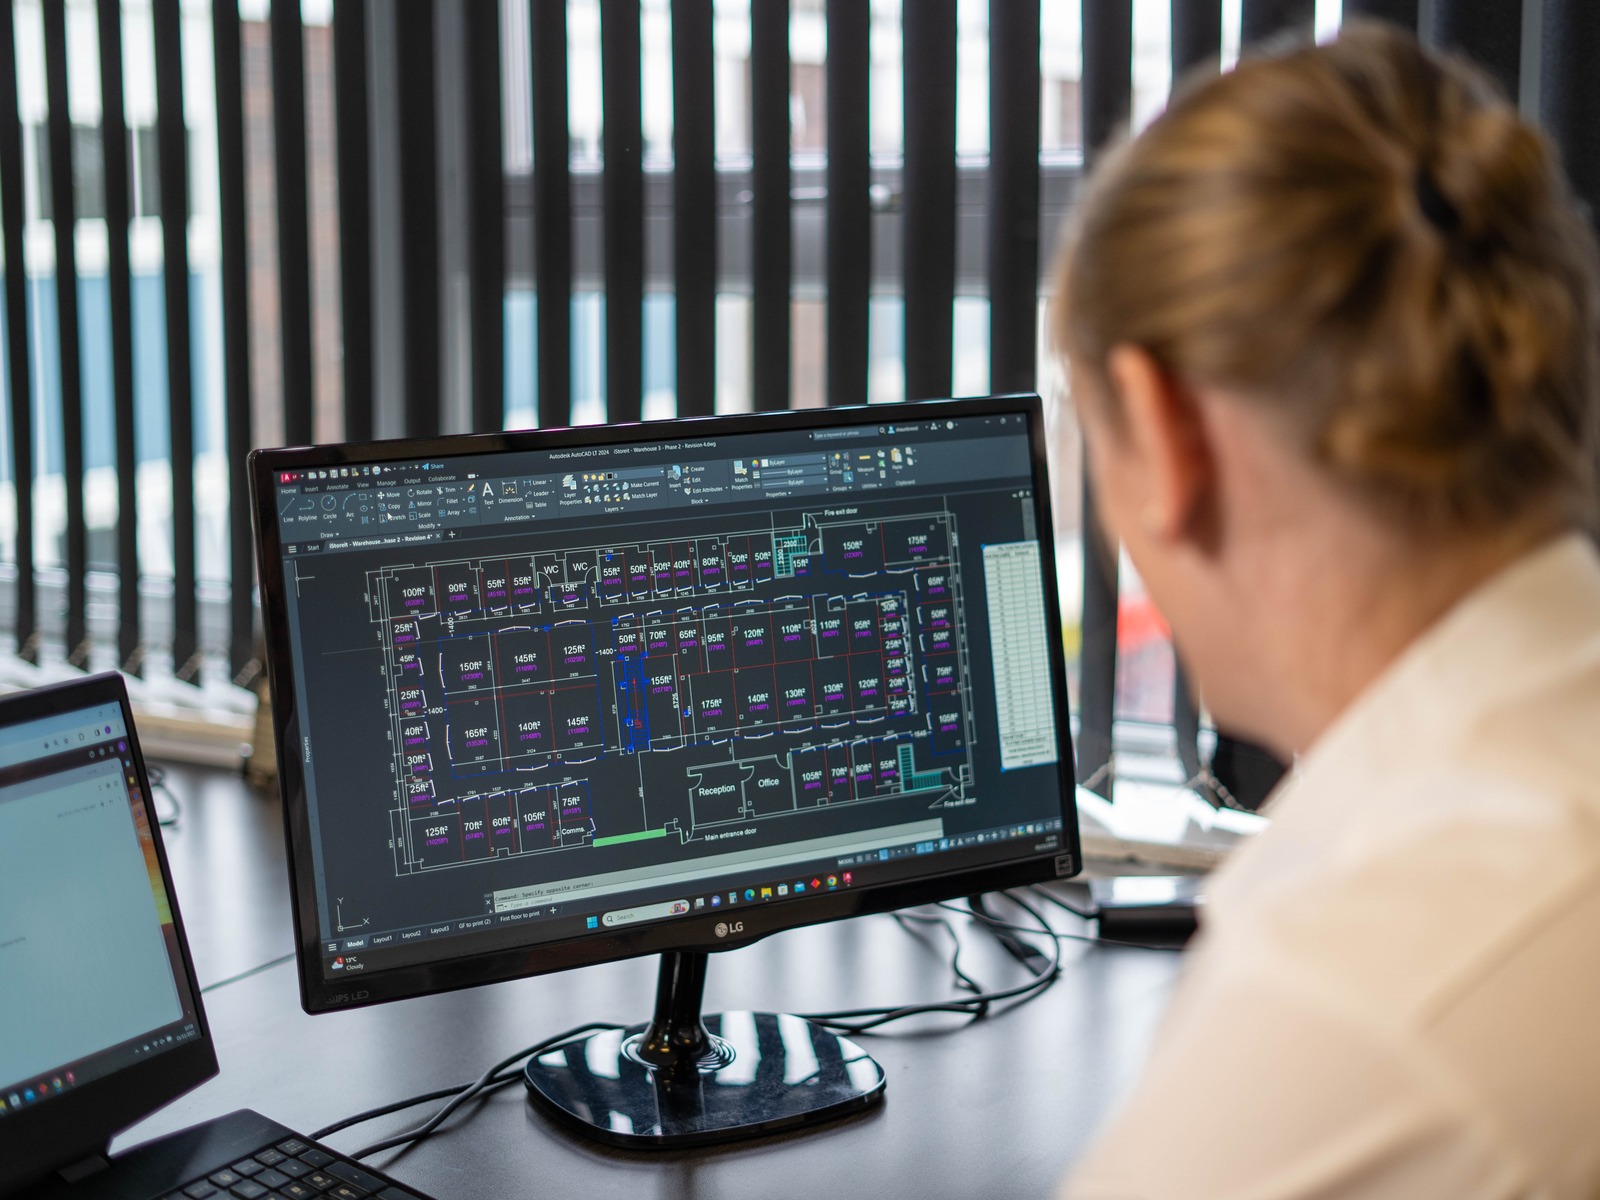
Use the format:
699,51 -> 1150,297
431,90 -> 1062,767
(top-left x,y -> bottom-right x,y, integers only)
160,1136 -> 431,1200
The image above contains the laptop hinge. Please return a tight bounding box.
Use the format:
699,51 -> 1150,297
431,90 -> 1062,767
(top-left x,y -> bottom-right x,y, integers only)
57,1151 -> 112,1184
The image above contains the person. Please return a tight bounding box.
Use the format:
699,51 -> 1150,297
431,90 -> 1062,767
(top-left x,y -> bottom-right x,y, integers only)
1052,23 -> 1600,1199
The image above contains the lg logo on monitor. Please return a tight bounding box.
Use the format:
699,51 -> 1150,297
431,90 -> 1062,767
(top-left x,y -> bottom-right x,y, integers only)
714,921 -> 745,939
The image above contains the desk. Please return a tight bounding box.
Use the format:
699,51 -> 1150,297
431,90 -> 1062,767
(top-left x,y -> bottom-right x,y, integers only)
122,766 -> 1184,1200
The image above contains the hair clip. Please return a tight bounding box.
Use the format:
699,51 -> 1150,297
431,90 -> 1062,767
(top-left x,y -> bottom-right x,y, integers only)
1414,167 -> 1461,235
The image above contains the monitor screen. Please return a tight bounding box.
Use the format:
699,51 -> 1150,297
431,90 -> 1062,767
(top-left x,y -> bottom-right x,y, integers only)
253,397 -> 1078,1010
0,698 -> 205,1120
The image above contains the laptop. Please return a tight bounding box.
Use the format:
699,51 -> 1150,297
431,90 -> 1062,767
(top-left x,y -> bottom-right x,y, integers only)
0,673 -> 434,1200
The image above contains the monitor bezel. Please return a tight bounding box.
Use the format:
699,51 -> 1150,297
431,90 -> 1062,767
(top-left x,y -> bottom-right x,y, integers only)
249,394 -> 1081,1015
0,672 -> 218,1195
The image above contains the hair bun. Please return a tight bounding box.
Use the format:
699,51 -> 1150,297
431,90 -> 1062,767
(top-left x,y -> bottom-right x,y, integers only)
1413,167 -> 1460,233
1054,22 -> 1600,531
1426,106 -> 1551,250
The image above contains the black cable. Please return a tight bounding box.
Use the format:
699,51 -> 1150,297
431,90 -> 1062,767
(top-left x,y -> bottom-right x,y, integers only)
968,892 -> 1051,974
954,897 -> 1187,954
801,895 -> 1062,1035
199,951 -> 297,994
1047,927 -> 1185,953
892,910 -> 988,999
342,1021 -> 624,1160
1032,884 -> 1099,921
966,890 -> 1063,962
310,1085 -> 469,1142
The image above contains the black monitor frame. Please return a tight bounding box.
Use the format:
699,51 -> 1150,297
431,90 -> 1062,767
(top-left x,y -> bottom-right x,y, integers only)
249,395 -> 1081,1016
0,673 -> 218,1195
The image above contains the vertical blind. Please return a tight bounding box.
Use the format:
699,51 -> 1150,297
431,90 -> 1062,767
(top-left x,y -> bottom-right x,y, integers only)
0,1 -> 1596,787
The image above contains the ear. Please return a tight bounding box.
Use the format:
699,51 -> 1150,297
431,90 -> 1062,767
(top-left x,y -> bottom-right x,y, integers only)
1104,345 -> 1213,543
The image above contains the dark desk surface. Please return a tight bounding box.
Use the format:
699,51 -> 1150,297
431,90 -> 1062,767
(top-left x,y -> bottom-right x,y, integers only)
122,766 -> 1185,1200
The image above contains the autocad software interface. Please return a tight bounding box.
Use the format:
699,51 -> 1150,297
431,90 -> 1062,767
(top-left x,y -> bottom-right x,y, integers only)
273,414 -> 1066,972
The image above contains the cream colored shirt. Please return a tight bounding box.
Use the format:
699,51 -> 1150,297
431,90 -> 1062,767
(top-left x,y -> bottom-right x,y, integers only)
1063,533 -> 1600,1200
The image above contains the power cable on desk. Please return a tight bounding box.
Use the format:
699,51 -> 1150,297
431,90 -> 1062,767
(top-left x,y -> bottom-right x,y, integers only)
1033,884 -> 1098,921
331,1022 -> 626,1160
799,893 -> 1062,1035
199,951 -> 298,994
311,1083 -> 487,1143
968,892 -> 1053,975
892,910 -> 991,1004
956,890 -> 1188,954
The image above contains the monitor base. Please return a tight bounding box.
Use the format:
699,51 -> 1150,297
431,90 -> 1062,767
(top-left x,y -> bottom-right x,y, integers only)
524,951 -> 886,1148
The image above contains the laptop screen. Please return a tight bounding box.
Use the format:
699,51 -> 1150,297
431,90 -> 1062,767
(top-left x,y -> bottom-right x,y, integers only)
0,701 -> 203,1120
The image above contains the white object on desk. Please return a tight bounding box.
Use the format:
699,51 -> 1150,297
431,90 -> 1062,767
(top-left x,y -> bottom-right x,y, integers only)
1075,783 -> 1267,871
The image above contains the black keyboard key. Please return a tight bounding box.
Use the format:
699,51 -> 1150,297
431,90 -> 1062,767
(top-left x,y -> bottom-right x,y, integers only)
279,1184 -> 319,1200
298,1149 -> 334,1169
255,1149 -> 287,1167
326,1162 -> 385,1193
379,1189 -> 423,1200
184,1184 -> 219,1199
209,1170 -> 243,1188
230,1182 -> 269,1199
327,1188 -> 364,1200
232,1160 -> 266,1177
303,1171 -> 339,1191
276,1159 -> 313,1179
256,1169 -> 291,1189
276,1140 -> 311,1157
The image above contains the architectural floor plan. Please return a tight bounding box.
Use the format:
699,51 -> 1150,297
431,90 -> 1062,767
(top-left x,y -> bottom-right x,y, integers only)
371,508 -> 977,876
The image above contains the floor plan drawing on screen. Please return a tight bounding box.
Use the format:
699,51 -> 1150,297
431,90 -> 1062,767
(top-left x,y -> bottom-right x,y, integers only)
370,508 -> 977,876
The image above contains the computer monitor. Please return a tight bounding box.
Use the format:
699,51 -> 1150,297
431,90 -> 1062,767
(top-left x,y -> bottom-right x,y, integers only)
249,394 -> 1079,1147
0,674 -> 216,1194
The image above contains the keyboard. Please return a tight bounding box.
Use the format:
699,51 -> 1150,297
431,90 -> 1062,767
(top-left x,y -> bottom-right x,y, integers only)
160,1134 -> 424,1200
18,1110 -> 437,1200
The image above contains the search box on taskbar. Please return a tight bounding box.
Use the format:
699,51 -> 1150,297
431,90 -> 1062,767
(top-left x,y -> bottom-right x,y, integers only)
602,900 -> 691,929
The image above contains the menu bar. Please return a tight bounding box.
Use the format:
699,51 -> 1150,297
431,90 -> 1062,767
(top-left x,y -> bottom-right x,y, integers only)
275,417 -> 1032,553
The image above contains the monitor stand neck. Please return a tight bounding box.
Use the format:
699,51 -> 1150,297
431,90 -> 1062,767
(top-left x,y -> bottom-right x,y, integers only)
633,951 -> 727,1071
523,949 -> 885,1149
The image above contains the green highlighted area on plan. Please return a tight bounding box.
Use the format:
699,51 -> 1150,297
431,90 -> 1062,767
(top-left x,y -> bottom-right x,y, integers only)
593,827 -> 671,849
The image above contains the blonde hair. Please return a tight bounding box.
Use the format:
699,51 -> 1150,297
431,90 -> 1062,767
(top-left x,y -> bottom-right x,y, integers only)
1053,23 -> 1600,530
